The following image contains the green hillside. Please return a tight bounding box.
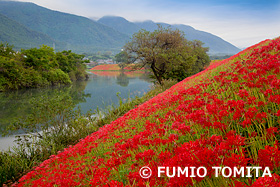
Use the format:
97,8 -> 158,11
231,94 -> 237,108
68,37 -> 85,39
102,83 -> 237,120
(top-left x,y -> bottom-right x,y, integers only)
0,1 -> 129,53
0,13 -> 58,50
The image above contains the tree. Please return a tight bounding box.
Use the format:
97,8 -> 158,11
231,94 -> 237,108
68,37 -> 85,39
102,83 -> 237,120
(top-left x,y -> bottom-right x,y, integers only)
124,26 -> 210,84
115,51 -> 128,70
0,42 -> 15,58
0,44 -> 89,91
189,40 -> 210,75
22,45 -> 58,71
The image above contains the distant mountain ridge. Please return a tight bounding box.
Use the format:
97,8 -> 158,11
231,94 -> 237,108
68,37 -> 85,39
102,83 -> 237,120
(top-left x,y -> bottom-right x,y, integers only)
98,16 -> 140,36
98,16 -> 241,55
0,1 -> 129,53
0,1 -> 240,55
0,13 -> 58,50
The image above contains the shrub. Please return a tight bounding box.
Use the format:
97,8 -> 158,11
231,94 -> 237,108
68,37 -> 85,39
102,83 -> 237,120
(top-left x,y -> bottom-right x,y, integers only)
46,69 -> 71,85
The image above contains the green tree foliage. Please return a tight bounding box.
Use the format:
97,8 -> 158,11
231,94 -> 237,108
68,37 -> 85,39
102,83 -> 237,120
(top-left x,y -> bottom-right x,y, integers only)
0,42 -> 15,57
115,51 -> 128,70
0,43 -> 88,91
22,45 -> 58,70
56,50 -> 89,81
124,26 -> 210,84
189,40 -> 211,73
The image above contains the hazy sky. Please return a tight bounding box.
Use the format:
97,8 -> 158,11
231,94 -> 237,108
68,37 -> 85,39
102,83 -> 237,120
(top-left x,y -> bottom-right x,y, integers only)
16,0 -> 280,48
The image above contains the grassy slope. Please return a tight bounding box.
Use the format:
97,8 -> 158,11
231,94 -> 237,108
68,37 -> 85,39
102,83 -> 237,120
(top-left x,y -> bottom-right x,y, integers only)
16,38 -> 280,186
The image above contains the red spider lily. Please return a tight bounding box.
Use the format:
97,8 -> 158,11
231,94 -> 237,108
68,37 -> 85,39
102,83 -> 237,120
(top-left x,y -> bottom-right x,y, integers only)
14,37 -> 280,186
251,173 -> 280,187
257,142 -> 280,171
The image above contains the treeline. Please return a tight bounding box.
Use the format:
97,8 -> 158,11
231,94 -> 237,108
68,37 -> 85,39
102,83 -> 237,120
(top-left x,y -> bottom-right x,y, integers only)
83,51 -> 114,61
0,43 -> 88,91
210,54 -> 232,60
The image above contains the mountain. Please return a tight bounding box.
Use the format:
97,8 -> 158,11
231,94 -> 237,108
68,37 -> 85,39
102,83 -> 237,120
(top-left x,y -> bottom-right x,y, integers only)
0,1 -> 129,53
0,1 -> 240,54
134,20 -> 171,32
99,17 -> 241,55
172,24 -> 241,55
0,13 -> 59,50
98,16 -> 140,36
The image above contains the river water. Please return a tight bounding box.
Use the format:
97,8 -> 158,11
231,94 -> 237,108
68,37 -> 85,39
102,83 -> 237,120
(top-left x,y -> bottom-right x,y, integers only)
0,71 -> 153,151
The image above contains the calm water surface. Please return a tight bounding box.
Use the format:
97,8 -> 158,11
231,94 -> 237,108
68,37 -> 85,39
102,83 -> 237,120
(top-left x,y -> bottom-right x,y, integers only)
0,71 -> 152,151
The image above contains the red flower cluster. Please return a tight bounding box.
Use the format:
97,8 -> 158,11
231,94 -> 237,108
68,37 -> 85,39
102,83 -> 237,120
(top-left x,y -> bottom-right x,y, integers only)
90,64 -> 121,71
15,37 -> 280,186
91,71 -> 145,78
90,64 -> 145,71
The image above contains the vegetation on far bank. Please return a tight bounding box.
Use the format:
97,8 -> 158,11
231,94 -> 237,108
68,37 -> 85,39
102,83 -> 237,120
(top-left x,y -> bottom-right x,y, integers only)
0,43 -> 89,91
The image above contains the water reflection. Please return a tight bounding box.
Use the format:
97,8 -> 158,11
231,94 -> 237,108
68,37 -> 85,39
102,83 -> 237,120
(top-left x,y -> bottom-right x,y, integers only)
0,71 -> 152,150
116,73 -> 129,87
0,83 -> 90,132
77,71 -> 152,114
90,71 -> 152,87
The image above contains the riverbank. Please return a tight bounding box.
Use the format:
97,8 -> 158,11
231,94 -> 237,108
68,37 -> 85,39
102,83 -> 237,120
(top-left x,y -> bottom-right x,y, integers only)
14,37 -> 280,186
0,79 -> 177,186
